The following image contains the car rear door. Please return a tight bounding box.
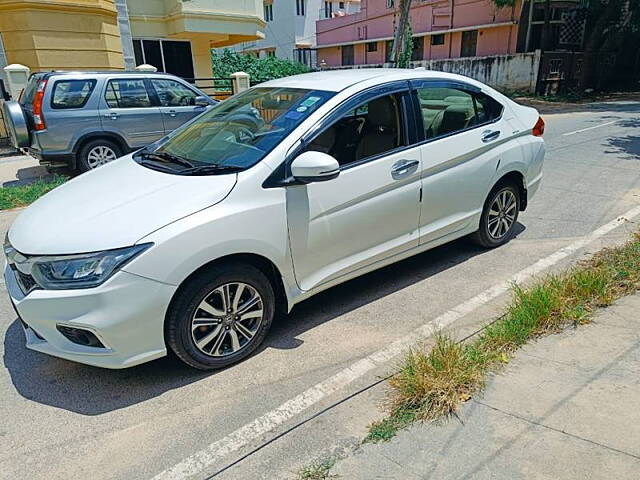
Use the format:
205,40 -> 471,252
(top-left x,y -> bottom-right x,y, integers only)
410,79 -> 519,244
147,77 -> 208,133
99,77 -> 165,148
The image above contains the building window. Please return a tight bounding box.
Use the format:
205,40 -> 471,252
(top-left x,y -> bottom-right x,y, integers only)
385,40 -> 394,62
341,44 -> 354,66
431,34 -> 445,46
411,37 -> 424,61
386,0 -> 394,8
460,30 -> 478,57
324,1 -> 333,18
366,42 -> 378,53
264,3 -> 273,21
132,39 -> 194,79
339,1 -> 345,8
295,48 -> 316,67
267,50 -> 276,57
296,0 -> 305,16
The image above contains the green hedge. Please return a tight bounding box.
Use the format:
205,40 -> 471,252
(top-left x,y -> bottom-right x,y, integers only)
211,49 -> 311,84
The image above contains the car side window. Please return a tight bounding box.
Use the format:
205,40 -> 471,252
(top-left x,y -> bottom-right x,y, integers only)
51,79 -> 97,109
105,79 -> 153,108
150,79 -> 197,107
416,86 -> 503,139
306,93 -> 405,167
416,87 -> 476,139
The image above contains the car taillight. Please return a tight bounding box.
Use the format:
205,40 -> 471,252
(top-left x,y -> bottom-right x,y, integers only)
33,79 -> 47,131
532,116 -> 545,137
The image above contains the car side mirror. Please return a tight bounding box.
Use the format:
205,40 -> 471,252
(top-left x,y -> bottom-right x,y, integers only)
290,151 -> 340,184
194,95 -> 210,107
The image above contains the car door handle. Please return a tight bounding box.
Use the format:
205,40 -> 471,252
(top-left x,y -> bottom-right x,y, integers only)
481,130 -> 500,142
167,110 -> 176,117
103,113 -> 119,120
391,159 -> 419,179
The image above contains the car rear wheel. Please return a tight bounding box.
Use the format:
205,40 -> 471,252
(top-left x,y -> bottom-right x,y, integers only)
472,182 -> 521,248
166,263 -> 275,370
78,139 -> 121,172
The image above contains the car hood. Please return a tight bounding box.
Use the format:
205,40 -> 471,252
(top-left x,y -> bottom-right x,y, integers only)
9,156 -> 237,255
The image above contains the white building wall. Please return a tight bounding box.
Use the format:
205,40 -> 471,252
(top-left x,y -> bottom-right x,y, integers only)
227,1 -> 360,65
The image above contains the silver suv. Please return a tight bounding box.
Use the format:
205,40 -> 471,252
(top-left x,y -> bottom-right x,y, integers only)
3,71 -> 217,172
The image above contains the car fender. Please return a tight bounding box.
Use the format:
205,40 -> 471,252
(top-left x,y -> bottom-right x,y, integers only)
122,164 -> 299,310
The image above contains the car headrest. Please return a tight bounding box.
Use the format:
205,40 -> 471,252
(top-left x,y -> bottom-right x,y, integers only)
367,96 -> 397,129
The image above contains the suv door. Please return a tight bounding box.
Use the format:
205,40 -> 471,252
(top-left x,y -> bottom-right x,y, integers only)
99,77 -> 164,148
148,78 -> 208,133
410,80 -> 518,244
286,85 -> 422,291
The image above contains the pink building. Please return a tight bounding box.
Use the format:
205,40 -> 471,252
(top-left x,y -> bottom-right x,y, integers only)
316,0 -> 523,67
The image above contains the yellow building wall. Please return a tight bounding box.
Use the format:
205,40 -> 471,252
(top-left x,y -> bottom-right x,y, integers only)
0,0 -> 124,72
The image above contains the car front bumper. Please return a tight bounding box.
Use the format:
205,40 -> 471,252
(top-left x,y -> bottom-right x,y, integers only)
5,264 -> 176,369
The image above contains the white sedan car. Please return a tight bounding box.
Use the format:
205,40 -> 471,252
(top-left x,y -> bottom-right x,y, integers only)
4,69 -> 545,370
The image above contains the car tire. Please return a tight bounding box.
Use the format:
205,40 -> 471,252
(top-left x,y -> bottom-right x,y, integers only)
472,181 -> 521,248
77,139 -> 122,172
165,263 -> 275,370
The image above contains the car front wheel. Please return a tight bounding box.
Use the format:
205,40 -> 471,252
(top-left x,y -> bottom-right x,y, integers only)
472,182 -> 521,248
165,263 -> 275,370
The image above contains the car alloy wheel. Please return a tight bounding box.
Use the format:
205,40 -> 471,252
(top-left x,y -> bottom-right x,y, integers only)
86,145 -> 117,169
487,189 -> 518,240
190,282 -> 264,357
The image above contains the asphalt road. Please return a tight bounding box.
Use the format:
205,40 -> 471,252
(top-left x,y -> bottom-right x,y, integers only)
1,100 -> 640,480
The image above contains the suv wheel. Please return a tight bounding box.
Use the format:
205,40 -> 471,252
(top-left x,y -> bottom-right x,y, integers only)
166,263 -> 275,370
78,139 -> 121,172
472,182 -> 521,248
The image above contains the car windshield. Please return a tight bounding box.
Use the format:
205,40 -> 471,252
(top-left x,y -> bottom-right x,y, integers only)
135,87 -> 335,175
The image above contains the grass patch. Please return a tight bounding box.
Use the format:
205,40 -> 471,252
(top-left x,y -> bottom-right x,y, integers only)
0,175 -> 67,210
298,459 -> 337,480
367,233 -> 640,442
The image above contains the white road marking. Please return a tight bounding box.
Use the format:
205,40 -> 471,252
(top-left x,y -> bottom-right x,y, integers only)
152,205 -> 640,480
562,120 -> 618,136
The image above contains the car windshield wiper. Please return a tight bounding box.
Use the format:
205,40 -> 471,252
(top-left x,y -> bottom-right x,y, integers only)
178,164 -> 244,176
139,151 -> 195,169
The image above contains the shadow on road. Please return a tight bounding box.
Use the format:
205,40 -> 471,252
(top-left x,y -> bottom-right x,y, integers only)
603,118 -> 640,160
3,224 -> 525,415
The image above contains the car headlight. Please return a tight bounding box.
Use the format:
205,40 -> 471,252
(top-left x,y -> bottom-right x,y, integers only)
30,243 -> 152,290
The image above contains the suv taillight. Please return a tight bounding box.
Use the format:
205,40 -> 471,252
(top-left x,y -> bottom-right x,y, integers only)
532,116 -> 545,137
33,79 -> 47,131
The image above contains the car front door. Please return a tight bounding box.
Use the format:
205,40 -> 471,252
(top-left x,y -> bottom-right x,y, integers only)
286,85 -> 422,292
99,77 -> 165,148
411,80 -> 518,244
148,78 -> 208,133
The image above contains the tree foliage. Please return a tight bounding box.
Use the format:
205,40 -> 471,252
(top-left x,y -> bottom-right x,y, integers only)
211,49 -> 310,83
491,0 -> 515,7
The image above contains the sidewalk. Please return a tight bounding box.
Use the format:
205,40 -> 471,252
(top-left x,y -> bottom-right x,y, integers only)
0,153 -> 50,187
332,294 -> 640,479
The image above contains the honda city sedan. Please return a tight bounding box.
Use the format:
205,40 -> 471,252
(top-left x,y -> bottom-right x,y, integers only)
4,69 -> 545,370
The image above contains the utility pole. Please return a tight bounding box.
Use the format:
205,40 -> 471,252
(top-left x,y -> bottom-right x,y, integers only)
391,0 -> 413,67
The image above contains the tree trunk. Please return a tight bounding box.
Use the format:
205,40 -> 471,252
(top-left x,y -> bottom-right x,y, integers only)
391,0 -> 413,67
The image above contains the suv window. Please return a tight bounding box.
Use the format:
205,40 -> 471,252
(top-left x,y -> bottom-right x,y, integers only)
416,86 -> 502,139
20,73 -> 46,105
105,79 -> 152,108
150,78 -> 197,106
307,93 -> 405,167
51,79 -> 96,109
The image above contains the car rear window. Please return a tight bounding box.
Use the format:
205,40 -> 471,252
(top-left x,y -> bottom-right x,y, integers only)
19,73 -> 46,105
51,79 -> 97,109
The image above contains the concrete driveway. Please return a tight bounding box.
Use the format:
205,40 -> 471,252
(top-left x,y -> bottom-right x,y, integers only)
1,101 -> 640,480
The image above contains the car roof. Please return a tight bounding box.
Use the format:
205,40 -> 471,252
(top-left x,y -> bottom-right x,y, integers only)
258,68 -> 483,92
38,71 -> 183,79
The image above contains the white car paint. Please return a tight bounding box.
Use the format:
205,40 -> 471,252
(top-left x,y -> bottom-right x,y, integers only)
4,69 -> 544,368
